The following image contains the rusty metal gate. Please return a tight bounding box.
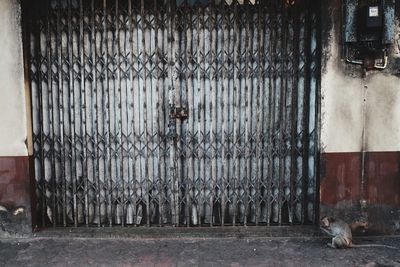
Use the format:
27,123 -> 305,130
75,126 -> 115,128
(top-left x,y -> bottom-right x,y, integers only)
27,0 -> 320,227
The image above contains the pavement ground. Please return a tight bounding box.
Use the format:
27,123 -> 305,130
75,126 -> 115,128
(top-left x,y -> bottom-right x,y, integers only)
0,235 -> 400,267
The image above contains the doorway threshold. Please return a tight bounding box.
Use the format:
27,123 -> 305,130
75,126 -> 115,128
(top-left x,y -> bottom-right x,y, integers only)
33,225 -> 320,239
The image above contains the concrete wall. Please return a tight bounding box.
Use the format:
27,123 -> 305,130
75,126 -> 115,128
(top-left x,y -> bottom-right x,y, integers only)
0,0 -> 27,157
0,0 -> 32,236
320,0 -> 400,234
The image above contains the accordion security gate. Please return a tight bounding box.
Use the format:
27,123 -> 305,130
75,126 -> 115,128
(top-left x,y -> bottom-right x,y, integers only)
28,0 -> 320,227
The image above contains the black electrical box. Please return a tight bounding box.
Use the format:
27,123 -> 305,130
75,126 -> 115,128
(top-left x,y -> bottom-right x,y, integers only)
357,4 -> 384,42
343,0 -> 395,69
365,5 -> 383,28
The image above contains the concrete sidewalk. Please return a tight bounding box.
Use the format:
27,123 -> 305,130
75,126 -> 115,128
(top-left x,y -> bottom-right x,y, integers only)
0,236 -> 399,267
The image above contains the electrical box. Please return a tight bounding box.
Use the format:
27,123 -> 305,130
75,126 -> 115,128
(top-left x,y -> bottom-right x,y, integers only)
344,0 -> 395,70
365,6 -> 382,28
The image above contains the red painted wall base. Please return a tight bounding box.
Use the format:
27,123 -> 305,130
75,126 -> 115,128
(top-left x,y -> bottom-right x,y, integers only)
0,156 -> 34,235
320,151 -> 400,234
0,156 -> 32,208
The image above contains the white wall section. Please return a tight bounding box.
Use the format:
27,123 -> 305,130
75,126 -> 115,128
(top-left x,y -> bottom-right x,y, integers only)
321,23 -> 400,153
0,0 -> 27,156
321,28 -> 364,153
365,74 -> 400,152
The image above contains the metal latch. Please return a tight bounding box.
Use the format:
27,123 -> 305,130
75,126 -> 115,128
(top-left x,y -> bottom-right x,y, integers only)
170,106 -> 188,120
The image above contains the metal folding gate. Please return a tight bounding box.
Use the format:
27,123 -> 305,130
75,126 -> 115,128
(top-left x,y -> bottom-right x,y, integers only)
27,0 -> 320,227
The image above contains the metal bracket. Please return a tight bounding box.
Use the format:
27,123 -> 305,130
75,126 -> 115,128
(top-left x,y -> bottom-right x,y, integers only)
345,46 -> 388,70
170,106 -> 188,120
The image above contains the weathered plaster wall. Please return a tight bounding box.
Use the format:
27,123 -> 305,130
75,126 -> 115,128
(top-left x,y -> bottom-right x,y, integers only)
0,0 -> 32,236
365,74 -> 400,151
321,42 -> 364,153
0,0 -> 27,157
320,0 -> 400,234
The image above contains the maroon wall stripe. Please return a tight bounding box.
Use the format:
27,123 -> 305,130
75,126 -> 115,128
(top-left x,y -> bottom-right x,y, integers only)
0,156 -> 31,209
365,152 -> 400,207
321,151 -> 400,207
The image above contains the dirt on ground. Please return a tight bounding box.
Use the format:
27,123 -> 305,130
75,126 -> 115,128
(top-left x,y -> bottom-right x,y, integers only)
0,236 -> 399,267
